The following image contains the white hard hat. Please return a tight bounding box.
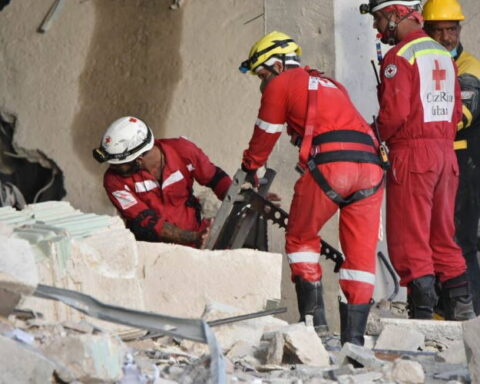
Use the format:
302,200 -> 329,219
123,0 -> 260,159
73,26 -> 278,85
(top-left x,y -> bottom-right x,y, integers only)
359,0 -> 421,14
93,116 -> 154,164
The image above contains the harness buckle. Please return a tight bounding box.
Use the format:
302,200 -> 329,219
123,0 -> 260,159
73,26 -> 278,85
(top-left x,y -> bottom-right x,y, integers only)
295,162 -> 306,175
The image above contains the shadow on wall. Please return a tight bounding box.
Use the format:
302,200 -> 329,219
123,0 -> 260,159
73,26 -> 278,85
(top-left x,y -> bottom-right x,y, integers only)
72,0 -> 183,178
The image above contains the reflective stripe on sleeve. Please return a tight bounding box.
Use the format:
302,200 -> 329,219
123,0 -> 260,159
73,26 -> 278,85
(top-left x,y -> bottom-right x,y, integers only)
134,180 -> 160,193
287,251 -> 320,264
162,170 -> 184,189
339,268 -> 376,285
255,118 -> 284,134
454,140 -> 467,150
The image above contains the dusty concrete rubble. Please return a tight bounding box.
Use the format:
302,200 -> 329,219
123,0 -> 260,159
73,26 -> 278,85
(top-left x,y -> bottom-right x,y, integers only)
0,201 -> 479,383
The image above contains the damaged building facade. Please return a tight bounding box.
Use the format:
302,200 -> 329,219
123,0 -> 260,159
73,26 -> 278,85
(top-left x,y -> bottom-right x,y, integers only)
1,0 -> 480,383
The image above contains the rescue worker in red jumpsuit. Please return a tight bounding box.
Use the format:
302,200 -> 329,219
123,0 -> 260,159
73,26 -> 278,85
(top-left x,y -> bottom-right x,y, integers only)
360,0 -> 475,320
239,32 -> 385,345
93,116 -> 231,248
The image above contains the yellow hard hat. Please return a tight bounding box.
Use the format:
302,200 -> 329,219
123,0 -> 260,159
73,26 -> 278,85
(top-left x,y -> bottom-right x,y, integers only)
422,0 -> 465,21
239,31 -> 302,75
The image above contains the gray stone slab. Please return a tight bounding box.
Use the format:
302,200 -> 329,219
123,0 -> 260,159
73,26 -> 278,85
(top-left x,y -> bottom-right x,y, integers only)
0,334 -> 55,384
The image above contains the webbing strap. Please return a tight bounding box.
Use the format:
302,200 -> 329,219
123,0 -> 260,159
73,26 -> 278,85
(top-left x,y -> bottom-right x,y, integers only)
298,76 -> 319,166
312,130 -> 375,147
307,160 -> 383,207
312,150 -> 382,166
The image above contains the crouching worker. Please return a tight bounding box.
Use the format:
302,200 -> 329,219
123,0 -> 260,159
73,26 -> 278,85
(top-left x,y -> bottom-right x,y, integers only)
239,31 -> 385,344
93,116 -> 231,248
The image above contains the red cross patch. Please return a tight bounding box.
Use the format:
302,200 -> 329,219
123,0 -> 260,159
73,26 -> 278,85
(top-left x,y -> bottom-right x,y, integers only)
432,60 -> 446,91
384,64 -> 397,79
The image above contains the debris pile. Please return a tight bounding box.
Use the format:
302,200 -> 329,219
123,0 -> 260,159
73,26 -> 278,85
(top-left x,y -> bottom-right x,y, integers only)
0,201 -> 479,383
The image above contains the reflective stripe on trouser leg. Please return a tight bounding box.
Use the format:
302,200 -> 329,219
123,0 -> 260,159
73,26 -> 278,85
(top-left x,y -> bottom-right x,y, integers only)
288,252 -> 321,282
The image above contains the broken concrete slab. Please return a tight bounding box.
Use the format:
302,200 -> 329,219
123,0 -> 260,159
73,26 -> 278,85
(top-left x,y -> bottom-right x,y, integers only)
337,342 -> 384,368
139,242 -> 282,318
370,317 -> 463,340
374,324 -> 425,351
41,333 -> 127,383
17,225 -> 145,331
390,358 -> 425,384
463,316 -> 480,384
0,235 -> 39,317
281,323 -> 330,367
0,334 -> 55,384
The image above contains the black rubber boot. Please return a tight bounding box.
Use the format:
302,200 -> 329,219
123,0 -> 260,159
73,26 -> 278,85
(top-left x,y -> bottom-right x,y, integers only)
339,301 -> 371,346
294,276 -> 329,335
441,273 -> 476,321
407,275 -> 438,319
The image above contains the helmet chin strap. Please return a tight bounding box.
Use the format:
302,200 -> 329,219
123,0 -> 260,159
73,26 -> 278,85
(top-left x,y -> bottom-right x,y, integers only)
381,8 -> 415,45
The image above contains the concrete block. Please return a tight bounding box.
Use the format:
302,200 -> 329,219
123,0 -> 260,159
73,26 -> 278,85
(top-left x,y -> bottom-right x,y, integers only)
281,323 -> 330,367
391,358 -> 425,384
463,316 -> 480,384
0,334 -> 55,384
139,242 -> 282,317
0,235 -> 38,317
375,324 -> 425,351
18,227 -> 145,331
337,342 -> 384,368
41,333 -> 127,383
373,317 -> 463,340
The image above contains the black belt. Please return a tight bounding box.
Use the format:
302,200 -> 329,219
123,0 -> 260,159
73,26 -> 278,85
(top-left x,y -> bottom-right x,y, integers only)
297,130 -> 384,207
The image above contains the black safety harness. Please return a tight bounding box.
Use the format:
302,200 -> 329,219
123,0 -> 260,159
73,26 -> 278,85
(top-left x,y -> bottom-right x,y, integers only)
295,69 -> 389,208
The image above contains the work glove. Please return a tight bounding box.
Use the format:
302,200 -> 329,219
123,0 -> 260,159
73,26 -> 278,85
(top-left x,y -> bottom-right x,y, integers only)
241,164 -> 259,188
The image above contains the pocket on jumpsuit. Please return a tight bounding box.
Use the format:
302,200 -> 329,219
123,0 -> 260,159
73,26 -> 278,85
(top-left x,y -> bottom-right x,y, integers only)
389,150 -> 409,185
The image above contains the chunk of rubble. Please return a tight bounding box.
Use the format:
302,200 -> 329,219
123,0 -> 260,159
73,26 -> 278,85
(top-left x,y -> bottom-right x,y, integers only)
0,334 -> 55,384
336,342 -> 384,368
375,323 -> 425,351
0,235 -> 39,317
463,315 -> 480,384
390,358 -> 425,383
436,338 -> 467,365
262,322 -> 330,367
181,301 -> 288,355
40,333 -> 127,383
282,323 -> 330,367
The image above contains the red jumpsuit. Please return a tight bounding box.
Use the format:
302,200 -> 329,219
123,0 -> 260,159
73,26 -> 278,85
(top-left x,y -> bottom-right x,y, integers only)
242,67 -> 384,304
104,137 -> 231,245
377,30 -> 465,286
